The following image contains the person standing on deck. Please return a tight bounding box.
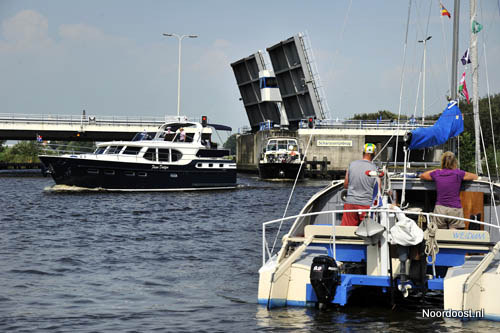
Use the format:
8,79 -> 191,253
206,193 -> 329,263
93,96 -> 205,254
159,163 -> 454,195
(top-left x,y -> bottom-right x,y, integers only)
179,128 -> 186,142
419,151 -> 478,229
341,143 -> 378,226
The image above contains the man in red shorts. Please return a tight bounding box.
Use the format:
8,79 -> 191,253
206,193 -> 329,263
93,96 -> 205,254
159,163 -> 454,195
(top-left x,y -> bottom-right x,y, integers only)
341,143 -> 378,226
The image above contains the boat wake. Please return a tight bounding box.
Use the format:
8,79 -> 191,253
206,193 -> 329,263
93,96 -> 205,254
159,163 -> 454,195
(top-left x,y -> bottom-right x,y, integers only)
44,185 -> 107,192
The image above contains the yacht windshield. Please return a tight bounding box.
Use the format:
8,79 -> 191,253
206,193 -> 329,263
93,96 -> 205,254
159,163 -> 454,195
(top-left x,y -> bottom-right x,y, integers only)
122,146 -> 142,155
267,140 -> 277,151
132,132 -> 154,141
277,140 -> 288,150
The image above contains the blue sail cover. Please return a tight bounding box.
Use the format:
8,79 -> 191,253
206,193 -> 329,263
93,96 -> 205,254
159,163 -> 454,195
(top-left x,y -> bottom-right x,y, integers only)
409,100 -> 464,150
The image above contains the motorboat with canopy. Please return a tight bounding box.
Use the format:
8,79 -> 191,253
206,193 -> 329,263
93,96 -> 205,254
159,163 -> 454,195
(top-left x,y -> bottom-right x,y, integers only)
39,117 -> 236,191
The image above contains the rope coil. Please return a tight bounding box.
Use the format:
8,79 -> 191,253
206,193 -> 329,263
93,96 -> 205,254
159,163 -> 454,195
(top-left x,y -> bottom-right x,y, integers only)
424,215 -> 439,265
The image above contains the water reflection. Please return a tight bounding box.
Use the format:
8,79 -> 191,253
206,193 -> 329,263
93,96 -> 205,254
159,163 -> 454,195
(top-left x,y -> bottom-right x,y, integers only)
255,302 -> 499,332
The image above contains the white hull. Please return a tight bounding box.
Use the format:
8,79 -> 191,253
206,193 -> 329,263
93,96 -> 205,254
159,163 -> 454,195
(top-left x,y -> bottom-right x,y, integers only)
258,178 -> 500,320
444,242 -> 500,320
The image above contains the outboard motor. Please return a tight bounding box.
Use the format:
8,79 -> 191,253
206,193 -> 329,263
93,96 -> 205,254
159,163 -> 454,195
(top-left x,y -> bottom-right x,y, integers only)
310,256 -> 340,309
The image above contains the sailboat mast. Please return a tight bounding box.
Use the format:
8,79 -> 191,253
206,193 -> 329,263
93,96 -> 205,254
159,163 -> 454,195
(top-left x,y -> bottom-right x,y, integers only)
450,0 -> 460,100
470,0 -> 483,174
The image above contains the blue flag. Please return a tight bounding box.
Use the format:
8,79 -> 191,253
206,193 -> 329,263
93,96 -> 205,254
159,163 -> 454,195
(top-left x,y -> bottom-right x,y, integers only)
409,100 -> 463,150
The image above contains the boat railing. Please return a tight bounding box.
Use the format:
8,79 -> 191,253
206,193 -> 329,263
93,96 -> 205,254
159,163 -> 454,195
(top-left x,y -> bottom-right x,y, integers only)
38,143 -> 96,156
262,208 -> 500,266
38,143 -> 201,163
38,144 -> 142,161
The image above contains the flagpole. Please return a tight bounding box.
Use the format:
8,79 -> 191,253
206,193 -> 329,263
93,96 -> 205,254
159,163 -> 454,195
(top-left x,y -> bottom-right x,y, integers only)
450,0 -> 460,100
419,36 -> 432,123
470,0 -> 482,174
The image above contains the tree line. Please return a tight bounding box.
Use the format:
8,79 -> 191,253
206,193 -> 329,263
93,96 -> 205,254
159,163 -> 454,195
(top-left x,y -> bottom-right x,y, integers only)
2,94 -> 499,176
0,141 -> 95,164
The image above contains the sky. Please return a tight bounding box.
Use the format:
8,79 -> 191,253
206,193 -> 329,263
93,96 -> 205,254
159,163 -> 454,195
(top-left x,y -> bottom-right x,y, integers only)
0,0 -> 499,133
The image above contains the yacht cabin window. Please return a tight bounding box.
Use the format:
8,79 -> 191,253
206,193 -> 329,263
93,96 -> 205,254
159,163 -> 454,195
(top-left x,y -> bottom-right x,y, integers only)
142,148 -> 182,162
106,146 -> 124,154
132,132 -> 154,141
171,149 -> 182,162
94,147 -> 105,154
122,146 -> 142,155
143,148 -> 156,161
158,149 -> 170,162
267,140 -> 277,151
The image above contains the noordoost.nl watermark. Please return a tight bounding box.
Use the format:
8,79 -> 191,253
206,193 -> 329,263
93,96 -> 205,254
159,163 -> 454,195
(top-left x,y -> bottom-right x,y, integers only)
422,308 -> 484,318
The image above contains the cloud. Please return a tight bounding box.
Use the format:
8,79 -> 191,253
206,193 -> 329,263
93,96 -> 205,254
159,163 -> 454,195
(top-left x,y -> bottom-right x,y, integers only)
0,9 -> 53,52
213,39 -> 230,49
58,23 -> 129,45
59,23 -> 106,41
191,40 -> 231,76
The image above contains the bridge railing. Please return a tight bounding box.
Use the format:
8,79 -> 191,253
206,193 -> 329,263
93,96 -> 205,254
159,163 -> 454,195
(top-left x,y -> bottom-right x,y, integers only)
0,113 -> 197,126
302,119 -> 435,130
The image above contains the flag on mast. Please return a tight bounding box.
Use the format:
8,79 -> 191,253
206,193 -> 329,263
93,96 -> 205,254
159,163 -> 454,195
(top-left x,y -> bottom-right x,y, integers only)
461,48 -> 471,65
440,3 -> 451,18
458,72 -> 470,104
472,20 -> 483,34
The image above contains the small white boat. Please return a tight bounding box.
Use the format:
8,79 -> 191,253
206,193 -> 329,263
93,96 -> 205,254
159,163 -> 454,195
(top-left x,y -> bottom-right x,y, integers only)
258,137 -> 304,180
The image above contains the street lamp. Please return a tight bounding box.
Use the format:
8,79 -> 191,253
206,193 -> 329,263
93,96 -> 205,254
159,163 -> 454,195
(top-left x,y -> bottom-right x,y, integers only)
163,33 -> 198,118
418,35 -> 432,123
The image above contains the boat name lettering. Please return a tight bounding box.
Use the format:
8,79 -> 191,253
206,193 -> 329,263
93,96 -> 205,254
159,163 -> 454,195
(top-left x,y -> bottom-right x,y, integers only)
452,231 -> 485,240
316,140 -> 353,147
151,165 -> 169,170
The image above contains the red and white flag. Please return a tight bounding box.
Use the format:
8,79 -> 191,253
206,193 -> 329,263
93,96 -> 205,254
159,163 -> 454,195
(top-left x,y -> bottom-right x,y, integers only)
458,72 -> 470,104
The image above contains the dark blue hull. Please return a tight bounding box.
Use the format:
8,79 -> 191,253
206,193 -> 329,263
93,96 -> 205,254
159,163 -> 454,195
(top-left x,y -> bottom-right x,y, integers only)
39,156 -> 236,190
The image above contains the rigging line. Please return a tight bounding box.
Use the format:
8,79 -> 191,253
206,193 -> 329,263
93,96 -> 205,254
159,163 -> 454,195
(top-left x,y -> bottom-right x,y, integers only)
479,124 -> 500,226
411,1 -> 433,121
482,43 -> 499,181
393,0 -> 413,169
478,3 -> 500,181
424,0 -> 433,36
420,0 -> 434,122
323,0 -> 352,100
270,130 -> 315,256
413,70 -> 423,118
374,134 -> 398,162
411,0 -> 425,122
480,124 -> 489,179
479,0 -> 497,44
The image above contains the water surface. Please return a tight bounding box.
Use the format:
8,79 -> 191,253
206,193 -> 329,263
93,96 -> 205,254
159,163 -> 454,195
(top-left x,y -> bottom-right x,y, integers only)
0,174 -> 498,332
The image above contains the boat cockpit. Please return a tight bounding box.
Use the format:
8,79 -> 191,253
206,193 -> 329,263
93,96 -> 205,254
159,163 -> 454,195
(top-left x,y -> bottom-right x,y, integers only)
295,177 -> 500,240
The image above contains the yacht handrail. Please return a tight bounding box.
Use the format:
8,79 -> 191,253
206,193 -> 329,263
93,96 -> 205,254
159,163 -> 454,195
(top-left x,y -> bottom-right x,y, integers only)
38,143 -> 95,156
262,208 -> 500,265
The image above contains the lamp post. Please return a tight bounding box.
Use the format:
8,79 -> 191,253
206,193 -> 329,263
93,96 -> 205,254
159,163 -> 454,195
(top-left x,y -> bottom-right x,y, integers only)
418,35 -> 432,124
163,33 -> 198,118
